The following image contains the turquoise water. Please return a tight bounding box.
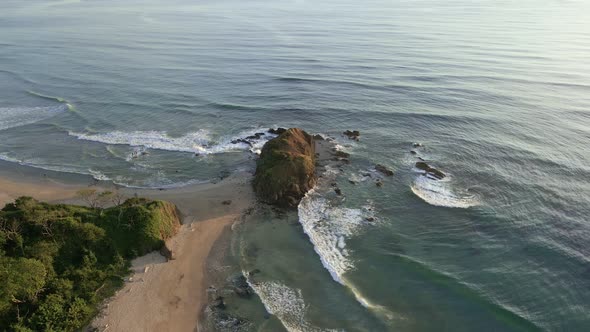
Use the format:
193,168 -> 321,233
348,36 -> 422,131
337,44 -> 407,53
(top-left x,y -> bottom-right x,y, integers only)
1,0 -> 590,331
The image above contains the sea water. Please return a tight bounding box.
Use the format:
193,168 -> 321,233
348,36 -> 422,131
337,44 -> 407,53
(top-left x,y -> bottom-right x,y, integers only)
1,0 -> 590,330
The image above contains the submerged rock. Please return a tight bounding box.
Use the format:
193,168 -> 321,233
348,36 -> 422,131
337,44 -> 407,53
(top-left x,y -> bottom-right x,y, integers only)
253,128 -> 316,208
375,164 -> 394,176
210,296 -> 226,310
415,161 -> 446,180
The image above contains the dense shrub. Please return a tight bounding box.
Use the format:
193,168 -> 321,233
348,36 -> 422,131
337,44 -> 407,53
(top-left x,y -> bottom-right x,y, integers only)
0,196 -> 180,331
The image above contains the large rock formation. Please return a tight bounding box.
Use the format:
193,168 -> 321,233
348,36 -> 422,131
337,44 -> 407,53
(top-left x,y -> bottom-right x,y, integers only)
253,128 -> 316,207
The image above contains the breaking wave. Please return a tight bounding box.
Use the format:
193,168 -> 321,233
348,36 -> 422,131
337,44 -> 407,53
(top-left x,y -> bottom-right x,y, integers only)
411,174 -> 478,208
297,189 -> 375,284
68,128 -> 276,155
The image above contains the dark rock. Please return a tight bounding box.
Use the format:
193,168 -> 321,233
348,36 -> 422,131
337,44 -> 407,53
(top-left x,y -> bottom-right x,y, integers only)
415,161 -> 446,180
231,138 -> 252,146
160,243 -> 175,261
254,128 -> 316,208
334,188 -> 342,195
222,200 -> 232,205
410,150 -> 417,155
313,134 -> 325,140
245,132 -> 265,140
375,180 -> 383,187
343,130 -> 360,140
348,180 -> 357,185
231,275 -> 254,298
413,142 -> 423,148
268,127 -> 287,135
375,164 -> 394,176
365,217 -> 375,222
334,150 -> 350,158
248,269 -> 261,276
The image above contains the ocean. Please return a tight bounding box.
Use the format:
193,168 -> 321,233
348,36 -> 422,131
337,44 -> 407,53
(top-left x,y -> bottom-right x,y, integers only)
1,0 -> 590,331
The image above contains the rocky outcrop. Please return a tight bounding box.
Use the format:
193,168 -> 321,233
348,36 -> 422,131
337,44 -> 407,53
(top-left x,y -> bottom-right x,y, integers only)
415,161 -> 446,180
253,128 -> 316,207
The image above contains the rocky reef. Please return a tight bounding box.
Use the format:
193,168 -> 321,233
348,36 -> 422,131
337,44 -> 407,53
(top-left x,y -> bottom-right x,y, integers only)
253,128 -> 316,208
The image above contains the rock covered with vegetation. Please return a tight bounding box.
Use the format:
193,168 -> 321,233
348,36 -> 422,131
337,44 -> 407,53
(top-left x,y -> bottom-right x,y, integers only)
253,128 -> 316,207
0,196 -> 181,331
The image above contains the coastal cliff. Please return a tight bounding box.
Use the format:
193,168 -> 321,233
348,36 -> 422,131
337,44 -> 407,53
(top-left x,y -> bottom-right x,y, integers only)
253,128 -> 316,207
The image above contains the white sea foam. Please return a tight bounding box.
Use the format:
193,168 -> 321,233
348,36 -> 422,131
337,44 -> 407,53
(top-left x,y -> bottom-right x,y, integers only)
411,174 -> 478,208
246,278 -> 339,332
0,105 -> 66,131
296,187 -> 399,321
297,190 -> 374,284
69,128 -> 276,155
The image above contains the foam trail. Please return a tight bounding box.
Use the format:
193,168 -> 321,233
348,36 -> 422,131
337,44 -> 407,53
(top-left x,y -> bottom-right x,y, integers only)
245,277 -> 339,332
297,190 -> 374,284
411,174 -> 478,208
0,105 -> 67,131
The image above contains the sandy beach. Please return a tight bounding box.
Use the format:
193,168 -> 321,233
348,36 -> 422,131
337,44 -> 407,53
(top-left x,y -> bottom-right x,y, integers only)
90,215 -> 237,332
0,176 -> 81,207
0,169 -> 254,332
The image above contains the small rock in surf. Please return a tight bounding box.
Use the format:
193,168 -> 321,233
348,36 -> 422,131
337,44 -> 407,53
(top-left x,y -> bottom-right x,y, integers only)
375,164 -> 394,176
415,161 -> 446,180
343,130 -> 360,140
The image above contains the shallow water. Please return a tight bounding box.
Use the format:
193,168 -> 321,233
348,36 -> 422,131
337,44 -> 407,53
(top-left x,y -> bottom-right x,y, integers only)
1,0 -> 590,330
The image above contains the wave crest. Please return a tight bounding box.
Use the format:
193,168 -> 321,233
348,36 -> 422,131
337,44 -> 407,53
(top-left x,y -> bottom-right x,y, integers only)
411,174 -> 478,208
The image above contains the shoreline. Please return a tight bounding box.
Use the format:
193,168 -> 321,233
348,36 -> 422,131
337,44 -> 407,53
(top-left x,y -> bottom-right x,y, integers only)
0,167 -> 255,332
90,215 -> 238,332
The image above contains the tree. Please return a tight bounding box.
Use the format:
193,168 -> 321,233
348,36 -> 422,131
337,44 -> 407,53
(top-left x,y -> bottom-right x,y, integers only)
76,189 -> 99,208
96,191 -> 114,209
0,257 -> 46,313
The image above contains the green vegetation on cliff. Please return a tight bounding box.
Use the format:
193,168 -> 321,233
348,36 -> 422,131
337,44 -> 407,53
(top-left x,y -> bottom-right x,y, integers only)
0,196 -> 181,331
253,128 -> 316,207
